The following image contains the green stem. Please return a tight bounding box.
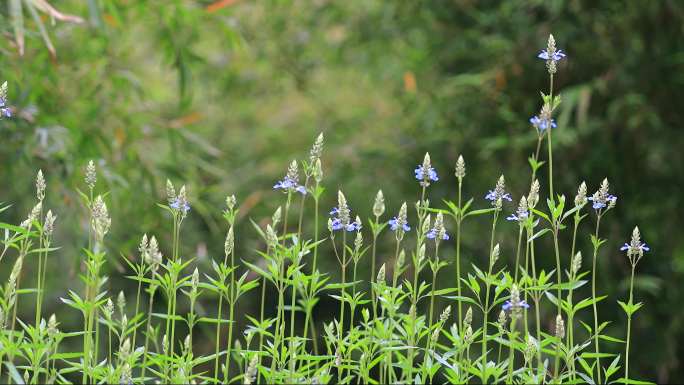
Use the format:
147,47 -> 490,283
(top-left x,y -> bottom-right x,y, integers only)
567,213 -> 581,380
547,72 -> 555,204
214,292 -> 225,381
257,274 -> 266,384
506,318 -> 518,383
591,215 -> 603,384
456,178 -> 463,328
625,264 -> 636,382
552,227 -> 563,379
480,211 -> 499,383
371,216 -> 379,320
224,230 -> 236,382
132,267 -> 144,349
514,227 -> 523,282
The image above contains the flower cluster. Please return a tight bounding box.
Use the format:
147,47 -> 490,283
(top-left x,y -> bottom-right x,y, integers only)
621,226 -> 649,265
389,202 -> 410,233
0,81 -> 11,118
485,175 -> 512,207
330,191 -> 360,232
274,160 -> 306,195
502,284 -> 530,319
537,34 -> 566,74
426,212 -> 449,241
529,114 -> 556,133
170,185 -> 191,215
588,178 -> 617,211
507,196 -> 530,223
415,153 -> 439,187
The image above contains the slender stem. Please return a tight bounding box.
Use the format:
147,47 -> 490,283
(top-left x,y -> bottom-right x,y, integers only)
529,236 -> 542,374
34,233 -> 44,326
456,179 -> 463,328
547,72 -> 555,204
514,227 -> 523,282
224,229 -> 237,382
288,265 -> 298,381
552,226 -> 563,378
591,214 -> 603,384
480,211 -> 499,383
567,213 -> 581,380
141,282 -> 157,381
309,189 -> 321,356
256,274 -> 266,384
132,267 -> 144,349
506,318 -> 518,382
625,264 -> 636,382
214,290 -> 225,381
428,243 -> 440,334
371,216 -> 379,320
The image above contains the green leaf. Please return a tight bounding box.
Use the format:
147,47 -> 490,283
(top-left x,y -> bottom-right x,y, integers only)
464,207 -> 496,219
574,295 -> 607,312
618,300 -> 644,316
528,228 -> 551,243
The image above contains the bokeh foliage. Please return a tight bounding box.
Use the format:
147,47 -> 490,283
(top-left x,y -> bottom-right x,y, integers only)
1,0 -> 683,381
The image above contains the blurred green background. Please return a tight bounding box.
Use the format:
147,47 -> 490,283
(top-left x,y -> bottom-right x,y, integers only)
1,0 -> 683,381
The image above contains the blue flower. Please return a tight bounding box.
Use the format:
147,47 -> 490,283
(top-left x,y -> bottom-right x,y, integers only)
620,242 -> 649,253
502,300 -> 530,311
0,98 -> 10,118
426,228 -> 449,241
485,190 -> 512,203
389,217 -> 410,232
537,49 -> 566,62
415,166 -> 439,183
506,211 -> 528,222
621,227 -> 649,261
329,205 -> 360,232
170,198 -> 190,214
587,194 -> 616,210
0,81 -> 10,119
273,177 -> 306,195
530,115 -> 557,133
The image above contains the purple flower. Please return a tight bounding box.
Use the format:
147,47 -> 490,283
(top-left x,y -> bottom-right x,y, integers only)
502,300 -> 530,312
587,194 -> 616,210
389,217 -> 410,232
0,82 -> 10,119
620,242 -> 649,253
506,211 -> 528,222
530,115 -> 556,133
485,190 -> 512,203
415,153 -> 438,187
426,228 -> 449,240
537,49 -> 566,62
170,198 -> 190,214
329,205 -> 360,232
273,177 -> 306,195
415,166 -> 439,183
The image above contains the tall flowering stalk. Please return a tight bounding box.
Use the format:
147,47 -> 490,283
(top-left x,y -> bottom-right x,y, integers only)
588,178 -> 616,383
454,156 -> 466,327
302,134 -> 324,357
222,197 -> 238,382
140,235 -> 162,380
163,181 -> 190,364
537,34 -> 565,203
620,227 -> 649,382
406,153 -> 438,381
565,181 -> 588,380
480,175 -> 509,383
369,190 -> 385,319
